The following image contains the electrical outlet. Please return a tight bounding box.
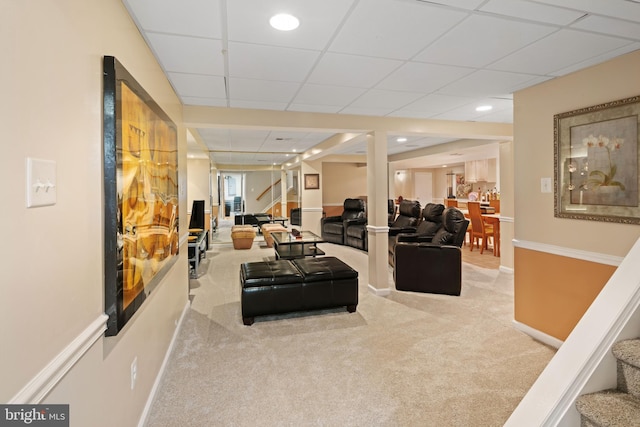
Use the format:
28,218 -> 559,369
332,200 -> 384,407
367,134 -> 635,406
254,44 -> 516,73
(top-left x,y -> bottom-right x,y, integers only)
131,357 -> 138,390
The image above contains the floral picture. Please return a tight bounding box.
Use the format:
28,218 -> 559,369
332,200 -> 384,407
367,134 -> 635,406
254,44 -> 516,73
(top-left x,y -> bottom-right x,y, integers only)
555,95 -> 640,224
568,116 -> 637,207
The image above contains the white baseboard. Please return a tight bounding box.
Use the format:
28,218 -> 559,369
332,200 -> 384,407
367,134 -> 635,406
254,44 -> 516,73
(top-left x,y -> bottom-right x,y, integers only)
512,319 -> 564,349
138,300 -> 190,427
368,283 -> 391,296
10,314 -> 109,404
499,265 -> 514,274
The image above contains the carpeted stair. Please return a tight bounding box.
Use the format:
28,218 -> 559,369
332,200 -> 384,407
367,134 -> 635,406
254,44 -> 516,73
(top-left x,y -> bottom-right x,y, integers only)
576,338 -> 640,427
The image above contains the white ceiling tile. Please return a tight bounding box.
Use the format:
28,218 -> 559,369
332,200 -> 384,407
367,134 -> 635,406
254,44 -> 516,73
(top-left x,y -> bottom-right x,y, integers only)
376,62 -> 475,93
123,0 -> 222,38
307,53 -> 403,88
292,84 -> 365,106
479,0 -> 586,26
489,29 -> 633,74
228,42 -> 320,82
226,0 -> 357,50
531,0 -> 640,23
394,94 -> 479,116
571,15 -> 640,40
348,89 -> 424,110
168,72 -> 227,98
230,100 -> 290,110
146,33 -> 224,75
414,15 -> 557,68
181,96 -> 228,107
228,78 -> 300,102
548,42 -> 640,76
410,0 -> 486,10
437,69 -> 539,97
124,0 -> 640,164
329,0 -> 467,60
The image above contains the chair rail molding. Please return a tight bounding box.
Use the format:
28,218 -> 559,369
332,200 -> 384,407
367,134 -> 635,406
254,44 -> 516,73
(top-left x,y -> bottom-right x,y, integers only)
506,237 -> 640,426
10,314 -> 108,404
512,239 -> 622,266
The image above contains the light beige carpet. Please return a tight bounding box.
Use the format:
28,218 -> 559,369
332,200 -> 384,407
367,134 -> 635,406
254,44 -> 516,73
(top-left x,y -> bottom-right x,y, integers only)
145,241 -> 555,427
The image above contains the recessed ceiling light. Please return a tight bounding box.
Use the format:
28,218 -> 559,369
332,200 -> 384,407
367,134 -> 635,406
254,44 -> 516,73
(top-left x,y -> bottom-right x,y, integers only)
475,105 -> 493,112
270,13 -> 299,31
396,137 -> 408,143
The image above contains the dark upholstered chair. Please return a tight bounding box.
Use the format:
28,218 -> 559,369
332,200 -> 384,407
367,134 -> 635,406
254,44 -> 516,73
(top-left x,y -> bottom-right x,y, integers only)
388,203 -> 444,266
388,199 -> 397,224
392,207 -> 469,296
388,199 -> 421,233
345,222 -> 367,251
290,207 -> 301,226
321,198 -> 366,245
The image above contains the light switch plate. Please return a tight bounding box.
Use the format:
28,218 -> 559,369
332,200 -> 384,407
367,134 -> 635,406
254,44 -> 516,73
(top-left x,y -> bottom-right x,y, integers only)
26,157 -> 57,207
541,177 -> 552,193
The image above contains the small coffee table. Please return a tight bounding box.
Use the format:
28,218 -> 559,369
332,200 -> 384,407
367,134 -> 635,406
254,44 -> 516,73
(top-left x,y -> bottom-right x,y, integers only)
271,230 -> 325,260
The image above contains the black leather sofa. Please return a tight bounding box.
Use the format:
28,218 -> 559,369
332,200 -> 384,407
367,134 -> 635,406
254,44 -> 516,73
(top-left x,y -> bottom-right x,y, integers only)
321,198 -> 366,245
392,207 -> 469,296
240,256 -> 359,325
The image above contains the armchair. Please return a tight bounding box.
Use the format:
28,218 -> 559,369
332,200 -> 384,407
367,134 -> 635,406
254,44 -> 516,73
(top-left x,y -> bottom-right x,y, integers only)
388,199 -> 421,235
392,207 -> 469,296
321,198 -> 366,245
388,203 -> 444,266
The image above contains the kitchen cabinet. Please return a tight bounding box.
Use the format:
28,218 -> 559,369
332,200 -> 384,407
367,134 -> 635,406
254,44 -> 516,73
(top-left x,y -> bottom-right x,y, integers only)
465,158 -> 496,182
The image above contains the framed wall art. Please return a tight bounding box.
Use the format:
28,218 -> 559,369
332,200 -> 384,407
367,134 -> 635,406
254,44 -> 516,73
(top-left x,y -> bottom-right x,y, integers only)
554,94 -> 640,224
103,56 -> 179,336
304,173 -> 320,190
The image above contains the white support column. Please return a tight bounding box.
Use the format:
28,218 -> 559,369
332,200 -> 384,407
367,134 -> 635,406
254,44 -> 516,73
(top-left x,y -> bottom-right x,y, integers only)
280,169 -> 287,219
301,161 -> 323,236
366,131 -> 391,295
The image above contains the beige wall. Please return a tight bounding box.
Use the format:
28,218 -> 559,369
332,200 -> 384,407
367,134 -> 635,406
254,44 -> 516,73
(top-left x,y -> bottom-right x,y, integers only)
513,49 -> 640,340
321,162 -> 368,205
2,1 -> 188,425
187,158 -> 211,211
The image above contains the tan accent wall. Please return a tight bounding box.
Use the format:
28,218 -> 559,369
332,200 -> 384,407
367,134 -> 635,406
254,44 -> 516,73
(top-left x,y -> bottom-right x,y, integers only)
323,205 -> 343,217
321,162 -> 368,205
513,50 -> 640,339
3,1 -> 187,425
514,248 -> 616,341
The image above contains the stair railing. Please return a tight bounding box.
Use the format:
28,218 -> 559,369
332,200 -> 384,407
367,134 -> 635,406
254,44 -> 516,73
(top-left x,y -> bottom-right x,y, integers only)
506,236 -> 640,426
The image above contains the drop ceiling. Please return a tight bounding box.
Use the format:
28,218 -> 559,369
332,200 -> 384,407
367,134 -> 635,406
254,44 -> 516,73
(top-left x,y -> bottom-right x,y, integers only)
123,0 -> 640,167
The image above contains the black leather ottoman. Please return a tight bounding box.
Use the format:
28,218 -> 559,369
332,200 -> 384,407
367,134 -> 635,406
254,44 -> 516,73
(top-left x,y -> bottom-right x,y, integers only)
240,257 -> 358,325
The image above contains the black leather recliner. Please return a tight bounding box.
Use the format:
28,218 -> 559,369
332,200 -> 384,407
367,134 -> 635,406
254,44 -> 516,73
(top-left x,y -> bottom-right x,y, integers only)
321,198 -> 366,245
392,207 -> 469,296
388,199 -> 421,233
345,221 -> 368,251
388,199 -> 397,223
388,202 -> 444,266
